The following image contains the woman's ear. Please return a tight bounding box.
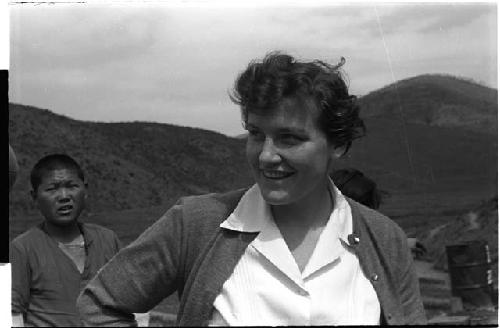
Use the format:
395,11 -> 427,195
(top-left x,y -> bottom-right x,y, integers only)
83,181 -> 89,199
331,145 -> 347,159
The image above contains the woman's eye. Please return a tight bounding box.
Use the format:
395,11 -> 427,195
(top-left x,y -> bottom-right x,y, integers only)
280,134 -> 302,144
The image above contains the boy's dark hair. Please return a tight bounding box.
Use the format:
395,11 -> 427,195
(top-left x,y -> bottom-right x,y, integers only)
331,168 -> 381,209
230,51 -> 365,152
30,154 -> 85,192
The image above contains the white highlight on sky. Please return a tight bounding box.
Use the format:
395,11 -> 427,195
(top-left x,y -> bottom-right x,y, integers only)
9,2 -> 497,136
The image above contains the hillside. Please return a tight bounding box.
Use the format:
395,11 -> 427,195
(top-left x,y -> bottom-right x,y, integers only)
8,103 -> 253,217
358,74 -> 497,134
422,197 -> 498,275
340,117 -> 497,193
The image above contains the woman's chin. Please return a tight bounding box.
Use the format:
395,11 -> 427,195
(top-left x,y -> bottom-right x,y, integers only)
260,189 -> 291,206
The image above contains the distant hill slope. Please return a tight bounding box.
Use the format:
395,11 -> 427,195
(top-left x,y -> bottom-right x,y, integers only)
8,103 -> 253,217
358,74 -> 497,134
340,117 -> 497,194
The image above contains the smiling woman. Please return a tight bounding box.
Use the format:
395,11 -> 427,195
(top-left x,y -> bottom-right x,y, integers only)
77,52 -> 426,326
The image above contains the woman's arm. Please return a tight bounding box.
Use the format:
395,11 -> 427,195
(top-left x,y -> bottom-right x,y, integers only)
397,235 -> 427,325
77,203 -> 185,326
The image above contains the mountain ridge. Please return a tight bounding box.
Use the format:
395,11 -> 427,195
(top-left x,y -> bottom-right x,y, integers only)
358,74 -> 497,134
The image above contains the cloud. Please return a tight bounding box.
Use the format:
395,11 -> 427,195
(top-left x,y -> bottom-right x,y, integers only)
417,4 -> 494,33
368,3 -> 495,36
11,5 -> 165,71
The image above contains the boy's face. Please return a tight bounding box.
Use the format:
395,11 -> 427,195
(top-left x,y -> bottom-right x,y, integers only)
32,168 -> 87,227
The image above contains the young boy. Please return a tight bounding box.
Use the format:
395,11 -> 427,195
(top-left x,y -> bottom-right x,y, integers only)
10,154 -> 122,327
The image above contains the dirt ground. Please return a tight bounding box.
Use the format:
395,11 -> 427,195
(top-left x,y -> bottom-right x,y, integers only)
415,259 -> 498,325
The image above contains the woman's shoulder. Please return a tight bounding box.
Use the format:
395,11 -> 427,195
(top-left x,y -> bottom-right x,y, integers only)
347,198 -> 407,241
348,199 -> 412,268
180,188 -> 248,210
160,188 -> 250,260
166,187 -> 249,229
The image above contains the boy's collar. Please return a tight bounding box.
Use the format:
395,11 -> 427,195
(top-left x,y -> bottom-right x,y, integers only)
40,221 -> 93,247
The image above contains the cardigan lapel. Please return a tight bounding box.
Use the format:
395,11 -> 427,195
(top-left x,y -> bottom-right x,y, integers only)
346,198 -> 403,325
178,228 -> 259,326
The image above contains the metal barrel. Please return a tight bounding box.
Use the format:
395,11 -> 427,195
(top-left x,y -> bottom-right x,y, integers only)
446,240 -> 494,308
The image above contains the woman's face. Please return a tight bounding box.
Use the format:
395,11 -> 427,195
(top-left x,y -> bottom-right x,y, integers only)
245,98 -> 343,206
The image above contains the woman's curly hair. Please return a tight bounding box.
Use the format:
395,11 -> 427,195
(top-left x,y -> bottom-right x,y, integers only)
230,51 -> 366,152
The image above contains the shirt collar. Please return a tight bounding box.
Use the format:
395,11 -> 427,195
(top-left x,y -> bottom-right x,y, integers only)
40,221 -> 93,248
329,180 -> 353,245
220,178 -> 353,244
220,184 -> 271,232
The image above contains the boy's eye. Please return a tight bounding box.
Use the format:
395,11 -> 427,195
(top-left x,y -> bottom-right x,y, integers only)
247,129 -> 264,139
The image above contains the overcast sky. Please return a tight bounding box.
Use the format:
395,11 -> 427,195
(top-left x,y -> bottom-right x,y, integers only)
9,2 -> 497,136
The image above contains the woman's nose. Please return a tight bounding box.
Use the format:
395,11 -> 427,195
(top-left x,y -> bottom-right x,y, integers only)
259,138 -> 281,164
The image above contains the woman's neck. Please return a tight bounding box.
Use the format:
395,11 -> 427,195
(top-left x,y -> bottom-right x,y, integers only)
44,221 -> 82,244
270,181 -> 334,271
271,181 -> 333,230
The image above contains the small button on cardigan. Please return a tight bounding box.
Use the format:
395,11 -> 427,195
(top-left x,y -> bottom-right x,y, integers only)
77,188 -> 427,326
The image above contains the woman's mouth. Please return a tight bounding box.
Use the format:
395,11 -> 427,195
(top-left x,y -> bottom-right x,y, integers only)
261,170 -> 295,180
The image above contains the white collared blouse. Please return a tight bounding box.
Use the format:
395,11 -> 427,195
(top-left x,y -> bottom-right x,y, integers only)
209,180 -> 381,326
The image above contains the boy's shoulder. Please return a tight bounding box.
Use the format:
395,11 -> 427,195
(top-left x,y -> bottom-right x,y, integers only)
80,222 -> 117,238
11,222 -> 48,251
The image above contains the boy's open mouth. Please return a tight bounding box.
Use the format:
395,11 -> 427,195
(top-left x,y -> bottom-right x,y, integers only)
57,205 -> 73,215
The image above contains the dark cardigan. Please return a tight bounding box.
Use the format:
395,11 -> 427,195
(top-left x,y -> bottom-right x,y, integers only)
77,188 -> 427,326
